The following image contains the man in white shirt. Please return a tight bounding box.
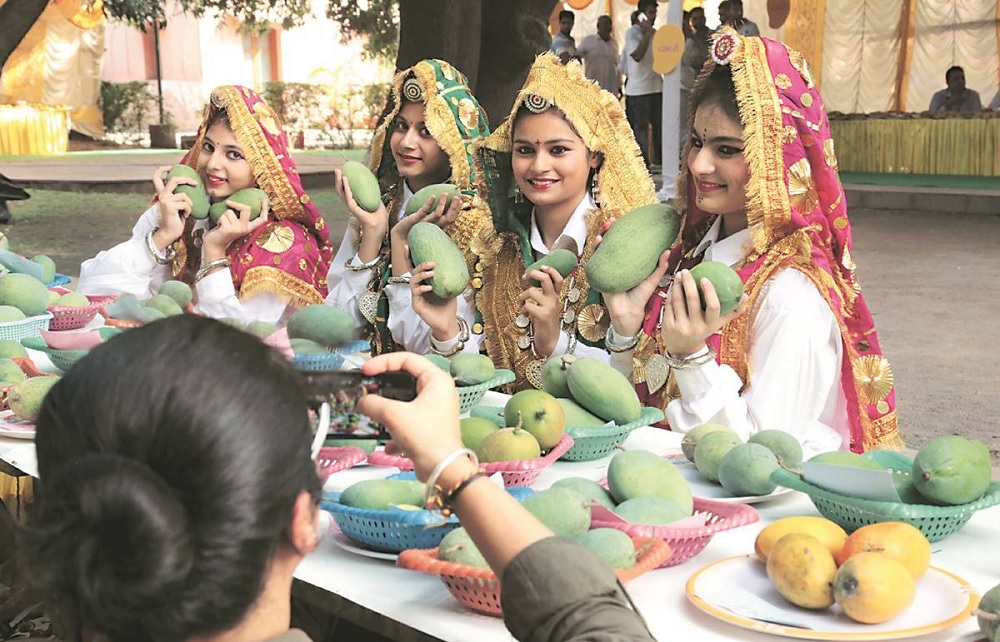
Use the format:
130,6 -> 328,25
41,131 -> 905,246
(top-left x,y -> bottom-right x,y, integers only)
624,0 -> 662,168
727,0 -> 760,37
550,10 -> 577,65
929,66 -> 984,112
577,15 -> 621,96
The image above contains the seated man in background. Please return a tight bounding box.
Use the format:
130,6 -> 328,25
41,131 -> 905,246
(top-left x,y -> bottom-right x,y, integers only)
929,66 -> 983,112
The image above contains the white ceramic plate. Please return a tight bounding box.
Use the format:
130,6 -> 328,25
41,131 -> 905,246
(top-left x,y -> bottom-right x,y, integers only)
327,522 -> 398,562
0,411 -> 35,440
686,555 -> 979,641
667,454 -> 796,504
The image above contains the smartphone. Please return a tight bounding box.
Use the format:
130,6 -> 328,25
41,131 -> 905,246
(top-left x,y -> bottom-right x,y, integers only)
302,371 -> 418,439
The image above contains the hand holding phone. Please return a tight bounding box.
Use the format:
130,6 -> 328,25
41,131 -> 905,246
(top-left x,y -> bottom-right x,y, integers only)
302,370 -> 418,440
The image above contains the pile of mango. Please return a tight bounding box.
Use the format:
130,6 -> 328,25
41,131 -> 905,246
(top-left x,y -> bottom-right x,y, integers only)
681,425 -> 802,497
104,280 -> 194,324
0,269 -> 58,321
756,516 -> 933,624
540,355 -> 643,427
460,389 -> 566,462
425,353 -> 496,386
164,164 -> 266,224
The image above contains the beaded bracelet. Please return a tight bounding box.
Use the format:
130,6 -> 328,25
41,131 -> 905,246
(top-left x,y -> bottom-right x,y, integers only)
428,470 -> 488,517
423,447 -> 478,510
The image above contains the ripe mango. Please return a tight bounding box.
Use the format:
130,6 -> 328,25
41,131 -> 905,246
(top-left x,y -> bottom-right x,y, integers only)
693,430 -> 742,483
0,358 -> 26,385
607,449 -> 693,515
566,357 -> 641,424
0,273 -> 51,317
143,294 -> 184,317
158,280 -> 193,309
7,375 -> 60,422
450,353 -> 495,386
681,423 -> 735,462
766,533 -> 837,609
0,305 -> 26,322
521,487 -> 592,538
912,435 -> 992,505
407,222 -> 470,300
688,261 -> 744,314
835,522 -> 931,579
404,183 -> 461,216
165,164 -> 210,219
55,292 -> 90,308
287,304 -> 354,348
754,516 -> 847,564
475,427 -> 541,462
748,429 -> 803,469
504,389 -> 565,450
540,354 -> 575,398
0,339 -> 28,359
524,248 -> 578,288
338,479 -> 425,510
718,443 -> 779,496
576,528 -> 636,569
341,161 -> 382,212
833,552 -> 915,623
556,398 -> 606,428
614,496 -> 689,525
437,527 -> 489,569
31,255 -> 56,284
585,203 -> 680,293
551,477 -> 616,510
459,416 -> 501,451
208,187 -> 267,224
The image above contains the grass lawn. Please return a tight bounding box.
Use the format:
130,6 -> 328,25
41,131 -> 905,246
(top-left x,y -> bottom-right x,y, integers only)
2,188 -> 351,277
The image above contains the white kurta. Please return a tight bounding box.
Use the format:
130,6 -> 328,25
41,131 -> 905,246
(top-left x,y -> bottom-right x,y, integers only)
77,205 -> 289,324
611,218 -> 847,458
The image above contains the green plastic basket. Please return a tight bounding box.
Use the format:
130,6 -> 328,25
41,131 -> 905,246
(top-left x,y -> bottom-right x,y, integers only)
456,369 -> 515,414
469,405 -> 665,462
771,450 -> 1000,542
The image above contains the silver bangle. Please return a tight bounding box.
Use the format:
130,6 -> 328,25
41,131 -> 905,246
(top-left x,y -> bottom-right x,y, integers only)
423,447 -> 479,507
386,274 -> 411,285
428,316 -> 470,358
146,229 -> 178,265
195,258 -> 231,283
663,347 -> 716,370
604,326 -> 641,353
345,253 -> 383,272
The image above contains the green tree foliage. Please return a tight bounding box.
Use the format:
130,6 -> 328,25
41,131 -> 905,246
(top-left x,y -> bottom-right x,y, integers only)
325,0 -> 399,62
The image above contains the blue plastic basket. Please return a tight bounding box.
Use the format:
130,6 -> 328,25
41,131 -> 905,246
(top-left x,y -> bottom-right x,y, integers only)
291,340 -> 370,372
470,405 -> 665,462
47,274 -> 72,288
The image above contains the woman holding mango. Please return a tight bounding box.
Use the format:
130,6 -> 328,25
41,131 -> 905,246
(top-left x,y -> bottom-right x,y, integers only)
458,53 -> 657,391
77,85 -> 333,325
601,31 -> 902,456
325,59 -> 493,356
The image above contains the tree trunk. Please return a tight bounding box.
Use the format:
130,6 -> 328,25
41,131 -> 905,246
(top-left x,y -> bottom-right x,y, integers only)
395,0 -> 558,129
0,0 -> 49,78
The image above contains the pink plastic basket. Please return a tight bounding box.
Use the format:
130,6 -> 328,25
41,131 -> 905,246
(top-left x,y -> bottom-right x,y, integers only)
397,536 -> 672,617
47,292 -> 117,331
591,496 -> 759,567
315,446 -> 368,483
367,433 -> 575,487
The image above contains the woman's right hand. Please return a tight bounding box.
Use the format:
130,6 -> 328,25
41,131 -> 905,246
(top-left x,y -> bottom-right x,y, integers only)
389,194 -> 462,246
152,165 -> 195,247
601,249 -> 670,338
355,352 -> 463,481
409,260 -> 461,342
334,168 -> 389,238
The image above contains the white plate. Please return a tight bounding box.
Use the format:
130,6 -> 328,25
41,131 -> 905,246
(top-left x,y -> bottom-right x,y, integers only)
0,411 -> 35,440
667,454 -> 795,504
327,523 -> 398,562
686,555 -> 979,641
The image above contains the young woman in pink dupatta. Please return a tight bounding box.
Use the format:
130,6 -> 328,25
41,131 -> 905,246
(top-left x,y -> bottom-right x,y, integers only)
603,31 -> 903,457
78,86 -> 333,325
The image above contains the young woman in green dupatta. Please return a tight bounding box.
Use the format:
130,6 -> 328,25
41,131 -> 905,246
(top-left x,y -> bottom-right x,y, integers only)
325,60 -> 492,356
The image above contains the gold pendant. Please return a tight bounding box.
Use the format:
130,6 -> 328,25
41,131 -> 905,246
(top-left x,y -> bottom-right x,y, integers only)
526,359 -> 545,389
358,291 -> 379,325
645,354 -> 670,394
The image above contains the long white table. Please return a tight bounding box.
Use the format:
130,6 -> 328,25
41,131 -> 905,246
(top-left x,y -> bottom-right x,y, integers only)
3,391 -> 996,641
293,391 -> 1000,642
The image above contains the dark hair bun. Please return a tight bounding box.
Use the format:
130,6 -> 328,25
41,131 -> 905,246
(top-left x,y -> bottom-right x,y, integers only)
26,454 -> 192,638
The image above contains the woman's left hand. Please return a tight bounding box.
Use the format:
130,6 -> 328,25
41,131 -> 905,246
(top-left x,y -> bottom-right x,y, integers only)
661,269 -> 746,358
517,266 -> 564,358
409,259 -> 461,342
203,198 -> 271,261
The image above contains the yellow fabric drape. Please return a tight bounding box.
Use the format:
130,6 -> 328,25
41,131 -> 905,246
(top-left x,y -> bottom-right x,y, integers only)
821,0 -> 904,113
783,0 -> 826,88
831,117 -> 1000,176
905,0 -> 998,112
0,104 -> 70,155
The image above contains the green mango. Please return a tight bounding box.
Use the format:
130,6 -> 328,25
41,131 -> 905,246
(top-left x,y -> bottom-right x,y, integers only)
614,496 -> 689,525
290,338 -> 329,355
407,222 -> 470,300
585,203 -> 681,293
551,477 -> 616,509
338,479 -> 425,510
287,304 -> 354,348
31,255 -> 56,284
475,427 -> 541,462
718,443 -> 779,496
208,187 -> 267,224
912,435 -> 992,505
0,358 -> 26,385
0,305 -> 26,322
0,274 -> 50,317
608,449 -> 693,514
504,389 -> 565,450
7,376 -> 60,422
460,417 -> 501,451
540,354 -> 575,398
324,438 -> 379,455
808,450 -> 885,470
521,487 -> 592,538
143,294 -> 184,317
404,183 -> 461,216
566,357 -> 641,425
0,339 -> 29,359
576,528 -> 636,570
694,430 -> 743,483
341,161 -> 381,212
748,429 -> 803,469
247,321 -> 279,338
976,582 -> 1000,642
689,261 -> 745,314
450,353 -> 495,386
524,248 -> 578,288
165,164 -> 210,220
158,280 -> 193,308
557,398 -> 606,429
437,527 -> 489,569
55,292 -> 90,308
681,423 -> 736,463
